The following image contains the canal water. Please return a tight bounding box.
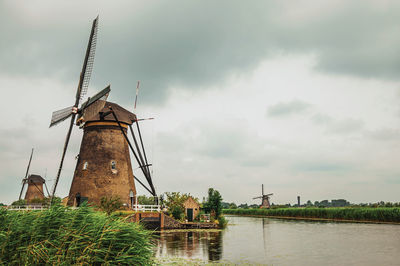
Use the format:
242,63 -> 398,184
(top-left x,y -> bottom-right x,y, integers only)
155,215 -> 400,265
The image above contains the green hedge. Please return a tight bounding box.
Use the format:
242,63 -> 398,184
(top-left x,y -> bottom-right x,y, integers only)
0,205 -> 153,265
223,207 -> 400,222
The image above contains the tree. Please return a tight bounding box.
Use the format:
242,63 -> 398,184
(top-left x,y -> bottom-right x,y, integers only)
163,192 -> 189,220
99,196 -> 123,215
238,203 -> 248,209
137,195 -> 156,205
228,202 -> 237,209
203,188 -> 223,219
11,199 -> 26,206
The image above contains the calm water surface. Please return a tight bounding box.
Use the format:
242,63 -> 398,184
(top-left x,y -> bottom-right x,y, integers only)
155,215 -> 400,265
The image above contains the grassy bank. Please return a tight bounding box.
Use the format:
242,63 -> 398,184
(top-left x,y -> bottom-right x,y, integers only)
223,207 -> 400,223
0,205 -> 154,265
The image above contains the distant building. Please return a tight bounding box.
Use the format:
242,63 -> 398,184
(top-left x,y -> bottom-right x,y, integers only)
183,197 -> 200,222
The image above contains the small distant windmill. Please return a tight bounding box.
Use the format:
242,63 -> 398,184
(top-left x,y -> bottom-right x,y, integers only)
253,184 -> 273,208
18,149 -> 50,202
49,16 -> 111,201
18,148 -> 34,200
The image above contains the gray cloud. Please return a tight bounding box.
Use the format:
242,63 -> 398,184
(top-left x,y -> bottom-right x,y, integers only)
1,1 -> 400,106
367,128 -> 400,141
1,1 -> 400,205
311,113 -> 364,134
294,161 -> 353,173
267,100 -> 312,117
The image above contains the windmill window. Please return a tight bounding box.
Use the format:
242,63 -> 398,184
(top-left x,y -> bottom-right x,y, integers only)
83,162 -> 88,170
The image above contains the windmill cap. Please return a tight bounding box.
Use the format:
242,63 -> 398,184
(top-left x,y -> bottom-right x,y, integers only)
28,174 -> 45,184
83,101 -> 137,125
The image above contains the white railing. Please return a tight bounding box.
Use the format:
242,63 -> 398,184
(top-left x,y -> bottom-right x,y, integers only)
7,205 -> 49,211
132,204 -> 161,212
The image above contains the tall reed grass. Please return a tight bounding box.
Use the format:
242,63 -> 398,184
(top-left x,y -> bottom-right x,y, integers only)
223,207 -> 400,223
0,205 -> 153,265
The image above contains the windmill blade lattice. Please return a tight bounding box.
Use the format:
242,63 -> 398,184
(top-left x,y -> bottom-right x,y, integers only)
77,85 -> 110,123
77,16 -> 99,103
50,106 -> 74,127
50,16 -> 102,202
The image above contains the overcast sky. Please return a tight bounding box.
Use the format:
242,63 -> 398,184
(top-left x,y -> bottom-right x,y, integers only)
1,0 -> 400,205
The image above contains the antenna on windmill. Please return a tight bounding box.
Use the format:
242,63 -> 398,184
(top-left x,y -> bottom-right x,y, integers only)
18,148 -> 34,200
134,81 -> 140,112
253,184 -> 273,209
49,16 -> 111,203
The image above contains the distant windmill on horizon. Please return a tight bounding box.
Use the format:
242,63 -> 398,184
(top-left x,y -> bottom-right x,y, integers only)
18,148 -> 50,203
253,184 -> 273,208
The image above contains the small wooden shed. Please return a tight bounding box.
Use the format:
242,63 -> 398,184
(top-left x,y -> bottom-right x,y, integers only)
183,196 -> 200,222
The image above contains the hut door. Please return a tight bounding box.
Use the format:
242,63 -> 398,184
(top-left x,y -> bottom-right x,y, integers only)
187,208 -> 193,222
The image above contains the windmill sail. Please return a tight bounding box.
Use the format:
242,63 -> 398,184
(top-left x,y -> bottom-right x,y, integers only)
19,148 -> 34,200
76,16 -> 99,104
49,106 -> 74,127
51,16 -> 99,202
78,85 -> 110,122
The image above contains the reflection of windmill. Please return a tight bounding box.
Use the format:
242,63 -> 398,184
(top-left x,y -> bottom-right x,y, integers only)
49,16 -> 111,201
253,184 -> 273,208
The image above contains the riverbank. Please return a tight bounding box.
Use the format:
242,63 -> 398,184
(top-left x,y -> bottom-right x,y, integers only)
223,207 -> 400,224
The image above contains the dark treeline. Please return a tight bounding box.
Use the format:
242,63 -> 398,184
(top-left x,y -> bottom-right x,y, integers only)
222,199 -> 400,209
223,207 -> 400,223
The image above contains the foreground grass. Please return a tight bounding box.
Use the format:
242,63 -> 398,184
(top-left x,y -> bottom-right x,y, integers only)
0,205 -> 153,265
223,207 -> 400,223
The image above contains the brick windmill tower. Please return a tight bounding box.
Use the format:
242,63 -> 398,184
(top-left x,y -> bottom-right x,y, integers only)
49,17 -> 156,207
24,175 -> 46,203
67,102 -> 138,207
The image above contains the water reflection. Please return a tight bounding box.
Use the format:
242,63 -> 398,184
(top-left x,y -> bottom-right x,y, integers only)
155,230 -> 222,261
155,216 -> 400,265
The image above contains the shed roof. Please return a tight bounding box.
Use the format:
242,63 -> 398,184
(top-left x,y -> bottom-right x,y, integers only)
183,196 -> 200,207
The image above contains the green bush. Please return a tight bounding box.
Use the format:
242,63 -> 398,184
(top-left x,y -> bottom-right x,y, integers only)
163,192 -> 189,221
217,215 -> 228,229
99,195 -> 123,215
0,205 -> 154,265
203,188 -> 223,219
222,207 -> 400,222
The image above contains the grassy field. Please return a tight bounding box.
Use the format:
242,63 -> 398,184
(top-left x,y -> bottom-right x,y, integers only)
223,207 -> 400,223
0,205 -> 154,265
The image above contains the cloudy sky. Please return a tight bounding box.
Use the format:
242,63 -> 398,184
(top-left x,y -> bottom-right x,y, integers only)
1,0 -> 400,205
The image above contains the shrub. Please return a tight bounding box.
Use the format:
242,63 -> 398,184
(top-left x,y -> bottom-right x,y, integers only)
99,196 -> 123,215
10,199 -> 26,206
217,215 -> 228,229
163,192 -> 189,221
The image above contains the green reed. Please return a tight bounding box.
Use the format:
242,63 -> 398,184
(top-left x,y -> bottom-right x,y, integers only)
223,207 -> 400,222
0,205 -> 154,265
